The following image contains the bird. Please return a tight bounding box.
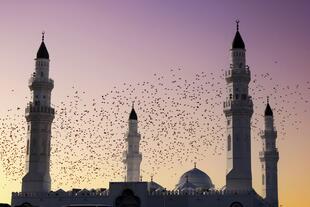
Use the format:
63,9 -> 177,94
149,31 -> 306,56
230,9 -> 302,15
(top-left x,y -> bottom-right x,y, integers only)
0,68 -> 308,190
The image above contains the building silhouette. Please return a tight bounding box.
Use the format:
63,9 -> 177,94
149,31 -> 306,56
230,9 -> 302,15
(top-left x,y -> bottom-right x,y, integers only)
11,22 -> 279,207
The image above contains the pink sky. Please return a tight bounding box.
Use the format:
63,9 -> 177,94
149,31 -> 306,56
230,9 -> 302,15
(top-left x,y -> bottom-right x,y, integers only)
0,1 -> 309,206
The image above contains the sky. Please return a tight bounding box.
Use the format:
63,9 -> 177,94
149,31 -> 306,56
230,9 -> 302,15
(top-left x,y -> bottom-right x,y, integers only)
0,0 -> 310,206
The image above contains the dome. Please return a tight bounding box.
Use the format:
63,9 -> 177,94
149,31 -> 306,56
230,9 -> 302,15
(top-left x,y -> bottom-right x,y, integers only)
175,167 -> 214,191
147,181 -> 164,192
178,180 -> 196,192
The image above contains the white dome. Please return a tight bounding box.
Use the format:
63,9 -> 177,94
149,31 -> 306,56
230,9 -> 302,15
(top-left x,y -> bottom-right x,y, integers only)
175,167 -> 214,190
147,181 -> 164,192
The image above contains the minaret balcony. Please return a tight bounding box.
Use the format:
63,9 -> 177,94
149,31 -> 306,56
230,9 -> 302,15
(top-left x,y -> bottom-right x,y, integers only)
124,152 -> 142,159
25,103 -> 55,116
259,130 -> 277,138
28,76 -> 54,90
225,66 -> 250,82
259,150 -> 279,161
223,98 -> 253,114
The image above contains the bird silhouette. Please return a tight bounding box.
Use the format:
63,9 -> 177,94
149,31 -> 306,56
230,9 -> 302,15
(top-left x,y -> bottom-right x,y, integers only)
0,69 -> 308,190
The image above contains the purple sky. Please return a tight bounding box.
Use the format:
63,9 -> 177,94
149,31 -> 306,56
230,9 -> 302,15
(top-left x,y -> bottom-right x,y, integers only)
0,1 -> 309,206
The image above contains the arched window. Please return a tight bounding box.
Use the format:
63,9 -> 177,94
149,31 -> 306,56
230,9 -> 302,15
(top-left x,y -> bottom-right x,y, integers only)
115,189 -> 140,207
16,202 -> 34,207
262,174 -> 265,185
26,140 -> 29,155
227,135 -> 231,151
230,202 -> 243,207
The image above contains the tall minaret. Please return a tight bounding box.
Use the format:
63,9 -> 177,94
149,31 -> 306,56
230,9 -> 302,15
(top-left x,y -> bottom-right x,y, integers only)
260,98 -> 279,207
123,104 -> 142,182
22,33 -> 54,193
224,21 -> 253,190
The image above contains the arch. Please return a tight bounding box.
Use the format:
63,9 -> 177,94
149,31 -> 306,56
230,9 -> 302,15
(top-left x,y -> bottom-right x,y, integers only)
15,202 -> 34,207
227,135 -> 231,151
26,139 -> 29,155
115,188 -> 140,207
230,201 -> 243,207
262,174 -> 265,185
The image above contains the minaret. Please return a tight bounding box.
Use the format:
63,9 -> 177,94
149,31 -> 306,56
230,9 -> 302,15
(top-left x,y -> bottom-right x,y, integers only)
260,98 -> 279,207
22,33 -> 54,193
123,104 -> 142,182
224,21 -> 253,190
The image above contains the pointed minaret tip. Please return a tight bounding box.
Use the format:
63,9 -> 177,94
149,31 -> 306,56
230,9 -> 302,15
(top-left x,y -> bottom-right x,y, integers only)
236,19 -> 240,31
232,19 -> 245,49
42,31 -> 45,42
129,102 -> 138,120
37,31 -> 49,59
265,96 -> 273,116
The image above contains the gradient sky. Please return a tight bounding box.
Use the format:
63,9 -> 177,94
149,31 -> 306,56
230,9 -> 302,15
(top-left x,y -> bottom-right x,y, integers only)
0,1 -> 310,206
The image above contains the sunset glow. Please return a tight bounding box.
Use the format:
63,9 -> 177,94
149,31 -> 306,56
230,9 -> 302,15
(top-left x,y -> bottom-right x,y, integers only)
0,1 -> 309,206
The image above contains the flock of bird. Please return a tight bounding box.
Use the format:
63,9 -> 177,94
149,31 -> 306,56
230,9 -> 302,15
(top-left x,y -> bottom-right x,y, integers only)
0,68 -> 309,190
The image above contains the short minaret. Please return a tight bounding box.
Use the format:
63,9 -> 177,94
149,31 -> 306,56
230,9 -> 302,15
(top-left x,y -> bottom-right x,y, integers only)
22,33 -> 55,193
260,98 -> 279,207
224,21 -> 253,190
123,104 -> 142,182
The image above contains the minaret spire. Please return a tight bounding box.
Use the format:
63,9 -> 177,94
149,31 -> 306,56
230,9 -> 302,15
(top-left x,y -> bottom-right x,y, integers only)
42,31 -> 45,42
129,102 -> 138,120
232,20 -> 245,49
260,99 -> 279,207
22,35 -> 54,193
265,96 -> 273,116
37,32 -> 49,59
236,19 -> 240,31
123,105 -> 142,182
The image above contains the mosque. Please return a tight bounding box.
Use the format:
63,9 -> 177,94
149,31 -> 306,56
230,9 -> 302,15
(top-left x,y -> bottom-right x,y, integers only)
11,22 -> 279,207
